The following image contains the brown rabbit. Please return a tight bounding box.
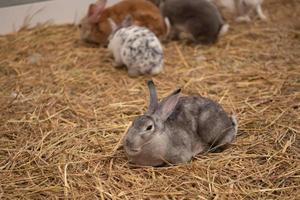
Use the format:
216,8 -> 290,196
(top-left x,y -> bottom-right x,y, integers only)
79,0 -> 167,46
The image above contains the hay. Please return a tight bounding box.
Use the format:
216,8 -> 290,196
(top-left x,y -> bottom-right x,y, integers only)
0,0 -> 299,199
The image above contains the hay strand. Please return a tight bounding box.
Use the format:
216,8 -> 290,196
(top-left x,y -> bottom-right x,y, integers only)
0,0 -> 299,199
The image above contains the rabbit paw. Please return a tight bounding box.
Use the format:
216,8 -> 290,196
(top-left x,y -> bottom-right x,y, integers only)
128,68 -> 140,77
256,5 -> 267,21
113,60 -> 124,68
236,15 -> 251,22
150,66 -> 163,75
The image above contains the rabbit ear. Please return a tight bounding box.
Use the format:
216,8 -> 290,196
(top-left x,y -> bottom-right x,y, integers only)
87,0 -> 107,23
122,15 -> 133,27
108,18 -> 118,32
155,88 -> 181,121
147,80 -> 158,114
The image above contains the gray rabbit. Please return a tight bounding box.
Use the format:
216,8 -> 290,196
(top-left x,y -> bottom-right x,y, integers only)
148,0 -> 229,44
123,80 -> 238,166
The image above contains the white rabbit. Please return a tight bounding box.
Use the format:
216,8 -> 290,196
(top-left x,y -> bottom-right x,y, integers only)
210,0 -> 267,22
107,15 -> 164,77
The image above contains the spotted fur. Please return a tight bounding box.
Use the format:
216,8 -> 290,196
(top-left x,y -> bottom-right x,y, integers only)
108,25 -> 164,77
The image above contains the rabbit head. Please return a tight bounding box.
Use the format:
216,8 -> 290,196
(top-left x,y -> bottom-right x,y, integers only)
108,15 -> 133,38
79,0 -> 110,45
124,80 -> 180,157
107,15 -> 133,51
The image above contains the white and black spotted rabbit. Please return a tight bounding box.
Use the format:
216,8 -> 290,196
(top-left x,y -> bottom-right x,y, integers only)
124,80 -> 238,166
108,15 -> 164,77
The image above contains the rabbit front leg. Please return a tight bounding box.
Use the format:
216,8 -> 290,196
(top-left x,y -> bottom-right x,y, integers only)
113,57 -> 124,68
167,26 -> 180,41
235,0 -> 252,22
236,15 -> 251,22
112,51 -> 124,68
166,148 -> 194,164
128,67 -> 140,77
150,62 -> 163,75
113,60 -> 124,68
255,4 -> 267,20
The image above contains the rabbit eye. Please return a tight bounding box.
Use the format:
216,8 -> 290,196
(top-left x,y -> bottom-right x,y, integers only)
146,125 -> 153,131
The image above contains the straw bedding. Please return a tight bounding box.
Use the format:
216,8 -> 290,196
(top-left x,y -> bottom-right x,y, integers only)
0,0 -> 299,199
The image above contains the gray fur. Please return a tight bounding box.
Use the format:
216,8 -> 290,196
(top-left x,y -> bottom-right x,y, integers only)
124,80 -> 238,166
151,0 -> 226,44
147,80 -> 159,114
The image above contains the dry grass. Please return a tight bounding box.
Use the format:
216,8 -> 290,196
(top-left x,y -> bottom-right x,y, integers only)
0,0 -> 299,199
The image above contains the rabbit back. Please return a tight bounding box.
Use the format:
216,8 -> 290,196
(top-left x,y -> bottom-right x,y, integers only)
161,0 -> 225,44
79,0 -> 167,45
118,26 -> 164,75
166,96 -> 237,157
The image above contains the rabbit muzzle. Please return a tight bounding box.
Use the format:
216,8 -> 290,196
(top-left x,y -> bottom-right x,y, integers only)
124,139 -> 142,155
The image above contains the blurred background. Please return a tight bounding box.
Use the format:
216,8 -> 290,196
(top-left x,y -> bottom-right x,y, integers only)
0,0 -> 120,34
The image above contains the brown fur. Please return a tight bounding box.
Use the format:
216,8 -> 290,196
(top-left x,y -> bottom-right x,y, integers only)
80,0 -> 167,45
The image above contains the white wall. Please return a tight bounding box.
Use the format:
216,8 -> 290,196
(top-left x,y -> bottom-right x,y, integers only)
0,0 -> 120,35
